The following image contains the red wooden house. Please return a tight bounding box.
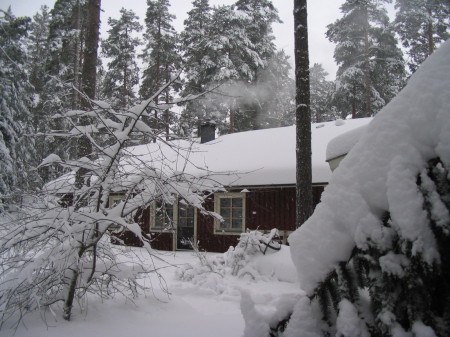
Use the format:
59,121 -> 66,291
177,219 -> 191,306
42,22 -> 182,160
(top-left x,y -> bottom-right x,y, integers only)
111,118 -> 371,252
46,118 -> 371,252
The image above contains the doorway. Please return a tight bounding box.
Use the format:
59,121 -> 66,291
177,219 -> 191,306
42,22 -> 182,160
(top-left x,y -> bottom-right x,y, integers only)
176,204 -> 195,250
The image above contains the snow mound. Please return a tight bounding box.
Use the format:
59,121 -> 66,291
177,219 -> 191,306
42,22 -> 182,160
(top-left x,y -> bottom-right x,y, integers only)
176,230 -> 297,296
289,40 -> 450,294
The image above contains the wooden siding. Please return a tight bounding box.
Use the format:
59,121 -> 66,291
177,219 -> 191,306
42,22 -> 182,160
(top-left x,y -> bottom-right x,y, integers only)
149,232 -> 174,251
195,185 -> 325,253
111,185 -> 326,253
246,187 -> 297,231
196,197 -> 240,252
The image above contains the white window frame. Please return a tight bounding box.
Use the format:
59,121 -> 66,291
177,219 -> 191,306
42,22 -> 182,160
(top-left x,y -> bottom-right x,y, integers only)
214,192 -> 246,235
149,199 -> 177,232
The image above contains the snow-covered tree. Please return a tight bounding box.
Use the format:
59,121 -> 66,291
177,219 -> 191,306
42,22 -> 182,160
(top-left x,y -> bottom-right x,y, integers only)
0,8 -> 35,198
233,0 -> 280,62
179,1 -> 284,134
309,63 -> 336,123
251,50 -> 295,128
327,0 -> 405,118
140,0 -> 180,140
26,5 -> 60,184
178,0 -> 214,136
0,76 -> 224,325
394,0 -> 450,72
101,8 -> 142,109
47,0 -> 86,110
181,0 -> 213,95
261,40 -> 450,337
31,0 -> 88,173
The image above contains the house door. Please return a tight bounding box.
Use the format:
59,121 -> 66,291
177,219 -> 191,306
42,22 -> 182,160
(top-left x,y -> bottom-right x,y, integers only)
176,204 -> 195,250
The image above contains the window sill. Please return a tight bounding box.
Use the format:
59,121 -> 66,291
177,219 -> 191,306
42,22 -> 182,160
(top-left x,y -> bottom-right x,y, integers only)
213,229 -> 244,235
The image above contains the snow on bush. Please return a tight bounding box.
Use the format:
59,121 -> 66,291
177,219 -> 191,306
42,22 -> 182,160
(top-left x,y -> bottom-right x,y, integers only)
294,40 -> 449,337
258,41 -> 450,337
176,229 -> 293,296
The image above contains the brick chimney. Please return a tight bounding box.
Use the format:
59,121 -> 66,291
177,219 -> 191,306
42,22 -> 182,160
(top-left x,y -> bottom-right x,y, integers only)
200,120 -> 216,143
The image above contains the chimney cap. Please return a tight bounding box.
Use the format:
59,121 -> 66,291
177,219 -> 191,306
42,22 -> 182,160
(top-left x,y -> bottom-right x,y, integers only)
201,119 -> 216,126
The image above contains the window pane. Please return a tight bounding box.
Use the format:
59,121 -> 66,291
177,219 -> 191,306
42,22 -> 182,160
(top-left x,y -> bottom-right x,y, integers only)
220,219 -> 230,229
221,208 -> 231,218
232,208 -> 242,219
220,198 -> 231,208
179,207 -> 187,217
232,219 -> 242,229
232,198 -> 242,207
155,215 -> 164,228
166,204 -> 173,218
187,207 -> 194,217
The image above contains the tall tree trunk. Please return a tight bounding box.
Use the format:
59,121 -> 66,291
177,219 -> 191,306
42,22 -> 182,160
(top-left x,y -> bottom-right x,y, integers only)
230,101 -> 236,133
75,0 -> 101,188
294,0 -> 312,227
68,0 -> 101,322
165,69 -> 170,140
71,0 -> 81,110
123,27 -> 129,108
427,9 -> 434,56
363,6 -> 371,117
81,0 -> 101,101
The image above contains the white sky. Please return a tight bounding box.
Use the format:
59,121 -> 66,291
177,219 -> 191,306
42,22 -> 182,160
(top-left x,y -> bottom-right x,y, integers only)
2,0 -> 348,79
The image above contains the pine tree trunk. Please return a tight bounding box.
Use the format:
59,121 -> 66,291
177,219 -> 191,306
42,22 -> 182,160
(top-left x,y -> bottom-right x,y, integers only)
230,102 -> 236,133
165,74 -> 170,140
427,9 -> 434,56
294,0 -> 312,227
68,0 -> 101,321
81,0 -> 101,101
71,0 -> 81,110
363,6 -> 371,117
74,0 -> 101,187
123,27 -> 129,108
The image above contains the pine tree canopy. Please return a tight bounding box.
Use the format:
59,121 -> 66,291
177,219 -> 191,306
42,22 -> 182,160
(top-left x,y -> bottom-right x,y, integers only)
327,0 -> 405,118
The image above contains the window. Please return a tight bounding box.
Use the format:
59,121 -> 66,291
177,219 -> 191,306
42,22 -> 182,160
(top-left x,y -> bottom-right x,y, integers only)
214,193 -> 245,234
109,194 -> 125,208
108,194 -> 126,230
150,200 -> 174,231
178,204 -> 195,228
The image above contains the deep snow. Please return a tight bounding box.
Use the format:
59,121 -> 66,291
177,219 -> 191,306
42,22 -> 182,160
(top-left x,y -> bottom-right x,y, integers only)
1,245 -> 300,337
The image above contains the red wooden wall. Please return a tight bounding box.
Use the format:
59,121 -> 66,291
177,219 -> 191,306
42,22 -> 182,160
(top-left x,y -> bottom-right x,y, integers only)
113,185 -> 325,252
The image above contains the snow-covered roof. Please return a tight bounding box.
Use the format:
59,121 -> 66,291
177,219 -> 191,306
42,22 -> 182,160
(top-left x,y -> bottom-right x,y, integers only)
289,40 -> 450,294
326,124 -> 369,161
44,118 -> 372,194
127,118 -> 371,187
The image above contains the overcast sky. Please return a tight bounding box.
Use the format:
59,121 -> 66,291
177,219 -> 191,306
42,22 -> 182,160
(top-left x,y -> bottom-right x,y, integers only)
2,0 -> 348,79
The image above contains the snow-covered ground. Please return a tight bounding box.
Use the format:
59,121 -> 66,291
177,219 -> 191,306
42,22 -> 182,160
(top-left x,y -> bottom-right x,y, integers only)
2,244 -> 301,337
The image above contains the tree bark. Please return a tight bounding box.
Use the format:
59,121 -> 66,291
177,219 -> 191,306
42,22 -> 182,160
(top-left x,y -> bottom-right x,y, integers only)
68,0 -> 101,321
294,0 -> 312,227
363,6 -> 371,117
74,0 -> 100,189
71,0 -> 81,110
81,0 -> 101,102
427,8 -> 434,56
